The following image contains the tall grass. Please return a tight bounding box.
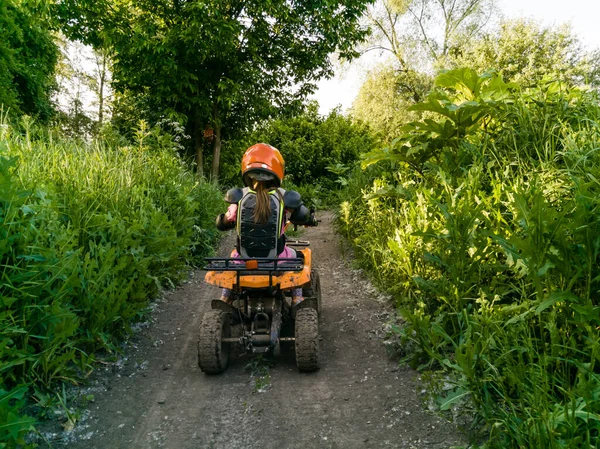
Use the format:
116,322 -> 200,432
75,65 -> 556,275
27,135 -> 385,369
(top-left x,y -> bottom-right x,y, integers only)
340,69 -> 600,448
0,118 -> 221,445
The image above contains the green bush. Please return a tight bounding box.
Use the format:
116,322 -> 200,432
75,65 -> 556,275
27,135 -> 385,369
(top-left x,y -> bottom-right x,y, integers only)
0,119 -> 221,446
340,69 -> 600,448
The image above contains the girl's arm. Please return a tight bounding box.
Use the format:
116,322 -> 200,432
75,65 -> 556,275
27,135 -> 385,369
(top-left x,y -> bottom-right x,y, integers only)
283,190 -> 317,226
225,203 -> 238,222
216,204 -> 238,231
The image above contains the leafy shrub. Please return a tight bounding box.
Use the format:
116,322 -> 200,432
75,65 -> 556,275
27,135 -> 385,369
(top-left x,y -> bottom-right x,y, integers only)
0,119 -> 221,445
0,387 -> 36,448
340,68 -> 600,448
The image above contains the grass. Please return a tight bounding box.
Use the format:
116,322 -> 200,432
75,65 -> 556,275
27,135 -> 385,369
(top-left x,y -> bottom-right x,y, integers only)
0,118 -> 222,446
244,356 -> 274,393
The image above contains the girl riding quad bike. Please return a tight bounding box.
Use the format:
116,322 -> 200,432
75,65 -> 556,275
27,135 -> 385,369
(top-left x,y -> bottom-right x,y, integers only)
198,143 -> 321,374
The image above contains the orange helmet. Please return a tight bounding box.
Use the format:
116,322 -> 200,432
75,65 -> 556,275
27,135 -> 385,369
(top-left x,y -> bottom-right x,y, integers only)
241,143 -> 285,187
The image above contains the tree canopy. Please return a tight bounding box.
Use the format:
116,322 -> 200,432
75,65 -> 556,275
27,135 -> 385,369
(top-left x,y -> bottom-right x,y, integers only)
352,5 -> 600,141
352,0 -> 497,138
351,66 -> 429,140
448,18 -> 600,87
363,0 -> 497,71
0,0 -> 58,121
57,0 -> 374,178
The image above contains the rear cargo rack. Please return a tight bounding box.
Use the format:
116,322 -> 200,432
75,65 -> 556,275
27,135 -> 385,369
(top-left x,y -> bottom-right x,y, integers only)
204,257 -> 304,273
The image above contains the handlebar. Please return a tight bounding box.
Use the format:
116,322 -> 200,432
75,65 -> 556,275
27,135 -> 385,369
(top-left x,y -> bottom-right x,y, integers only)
284,216 -> 319,233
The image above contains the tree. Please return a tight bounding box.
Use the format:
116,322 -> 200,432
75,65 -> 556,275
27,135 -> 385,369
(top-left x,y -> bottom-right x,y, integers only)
406,0 -> 497,66
351,66 -> 430,140
54,38 -> 104,137
57,0 -> 373,179
448,19 -> 600,87
352,0 -> 497,139
0,0 -> 58,121
363,0 -> 497,70
87,48 -> 112,129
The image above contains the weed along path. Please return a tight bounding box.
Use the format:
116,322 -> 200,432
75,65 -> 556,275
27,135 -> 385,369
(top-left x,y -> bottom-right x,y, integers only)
49,212 -> 464,449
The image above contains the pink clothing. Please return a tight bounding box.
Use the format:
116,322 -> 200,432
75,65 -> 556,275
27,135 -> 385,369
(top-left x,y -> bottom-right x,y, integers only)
225,203 -> 238,222
230,245 -> 296,260
278,246 -> 296,258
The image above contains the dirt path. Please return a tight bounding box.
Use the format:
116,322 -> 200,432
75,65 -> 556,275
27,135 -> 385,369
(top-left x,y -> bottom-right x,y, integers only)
44,212 -> 465,449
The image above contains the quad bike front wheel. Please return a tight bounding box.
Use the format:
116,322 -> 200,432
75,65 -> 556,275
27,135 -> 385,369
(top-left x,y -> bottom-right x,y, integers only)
198,310 -> 231,374
295,308 -> 320,372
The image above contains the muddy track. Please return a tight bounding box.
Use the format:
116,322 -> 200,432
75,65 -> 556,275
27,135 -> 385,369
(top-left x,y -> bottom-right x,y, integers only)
45,212 -> 465,449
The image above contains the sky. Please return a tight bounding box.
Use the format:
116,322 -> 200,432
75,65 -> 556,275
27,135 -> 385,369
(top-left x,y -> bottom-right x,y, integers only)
311,0 -> 600,115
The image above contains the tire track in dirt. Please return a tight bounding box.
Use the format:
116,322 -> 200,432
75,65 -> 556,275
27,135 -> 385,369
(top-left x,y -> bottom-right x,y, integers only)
46,212 -> 466,449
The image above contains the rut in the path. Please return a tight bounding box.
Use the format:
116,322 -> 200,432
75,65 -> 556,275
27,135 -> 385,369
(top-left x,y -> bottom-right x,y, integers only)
43,212 -> 466,449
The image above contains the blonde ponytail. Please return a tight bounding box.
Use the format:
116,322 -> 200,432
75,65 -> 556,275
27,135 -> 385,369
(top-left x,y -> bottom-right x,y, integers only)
253,181 -> 271,224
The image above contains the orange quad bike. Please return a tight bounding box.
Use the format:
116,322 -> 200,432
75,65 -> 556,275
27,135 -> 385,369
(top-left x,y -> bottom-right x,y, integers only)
197,225 -> 322,374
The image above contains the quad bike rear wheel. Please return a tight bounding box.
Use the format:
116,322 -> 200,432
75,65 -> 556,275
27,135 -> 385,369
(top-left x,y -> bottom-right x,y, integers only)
295,308 -> 320,372
303,269 -> 322,315
198,310 -> 231,374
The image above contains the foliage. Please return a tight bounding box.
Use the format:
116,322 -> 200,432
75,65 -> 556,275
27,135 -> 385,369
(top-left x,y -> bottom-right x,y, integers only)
222,104 -> 378,206
0,0 -> 58,121
353,0 -> 497,140
351,66 -> 431,141
361,68 -> 513,170
0,118 -> 221,445
0,387 -> 36,448
353,7 -> 600,151
364,0 -> 497,70
449,18 -> 600,87
57,0 -> 374,178
406,0 -> 498,64
339,68 -> 600,447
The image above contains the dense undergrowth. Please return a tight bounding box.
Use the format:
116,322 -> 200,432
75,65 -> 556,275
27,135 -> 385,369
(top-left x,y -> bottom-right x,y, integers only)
338,69 -> 600,448
0,119 -> 221,446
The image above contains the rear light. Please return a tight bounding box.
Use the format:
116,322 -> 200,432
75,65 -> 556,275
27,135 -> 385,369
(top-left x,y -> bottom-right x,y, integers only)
245,260 -> 258,270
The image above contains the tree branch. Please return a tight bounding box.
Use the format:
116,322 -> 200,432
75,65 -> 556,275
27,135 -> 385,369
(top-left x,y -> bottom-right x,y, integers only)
408,1 -> 438,61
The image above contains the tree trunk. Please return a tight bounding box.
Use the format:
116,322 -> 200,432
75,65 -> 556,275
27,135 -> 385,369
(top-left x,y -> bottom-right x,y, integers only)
194,116 -> 204,178
98,56 -> 105,127
210,102 -> 221,180
211,123 -> 222,181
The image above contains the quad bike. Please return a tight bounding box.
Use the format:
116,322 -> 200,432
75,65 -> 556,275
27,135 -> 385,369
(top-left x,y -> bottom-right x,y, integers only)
197,226 -> 322,374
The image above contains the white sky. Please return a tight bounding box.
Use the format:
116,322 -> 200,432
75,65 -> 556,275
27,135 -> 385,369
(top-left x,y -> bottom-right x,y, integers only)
312,0 -> 600,115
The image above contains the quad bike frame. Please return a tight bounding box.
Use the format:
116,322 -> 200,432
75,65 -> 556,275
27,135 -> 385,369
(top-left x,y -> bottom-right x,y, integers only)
198,244 -> 322,374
